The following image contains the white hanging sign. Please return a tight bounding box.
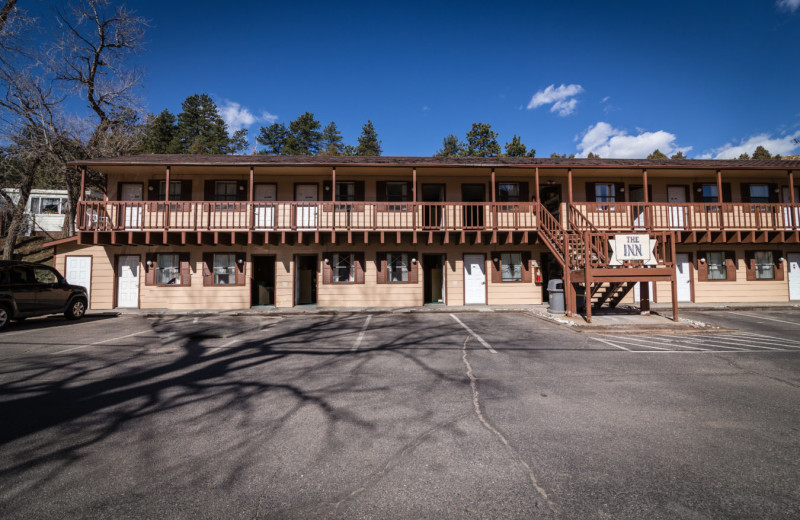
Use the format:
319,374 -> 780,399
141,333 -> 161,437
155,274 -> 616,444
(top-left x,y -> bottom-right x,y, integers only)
608,234 -> 658,266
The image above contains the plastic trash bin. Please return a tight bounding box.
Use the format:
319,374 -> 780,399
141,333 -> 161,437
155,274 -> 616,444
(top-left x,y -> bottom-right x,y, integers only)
547,278 -> 565,314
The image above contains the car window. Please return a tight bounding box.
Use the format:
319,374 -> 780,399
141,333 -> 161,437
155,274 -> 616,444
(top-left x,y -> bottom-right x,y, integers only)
9,267 -> 33,284
33,267 -> 58,284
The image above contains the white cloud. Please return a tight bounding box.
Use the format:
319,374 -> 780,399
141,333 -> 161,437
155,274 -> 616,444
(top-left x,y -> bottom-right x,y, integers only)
218,100 -> 277,132
576,122 -> 692,158
699,131 -> 800,159
422,105 -> 430,111
527,84 -> 584,116
777,0 -> 800,12
600,96 -> 610,103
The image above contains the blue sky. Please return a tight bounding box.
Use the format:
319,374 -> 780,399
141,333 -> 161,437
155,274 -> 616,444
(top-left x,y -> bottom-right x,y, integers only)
34,0 -> 800,157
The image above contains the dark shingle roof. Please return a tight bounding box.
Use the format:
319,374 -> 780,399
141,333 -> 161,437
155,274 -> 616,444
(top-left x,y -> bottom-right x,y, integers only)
69,154 -> 800,170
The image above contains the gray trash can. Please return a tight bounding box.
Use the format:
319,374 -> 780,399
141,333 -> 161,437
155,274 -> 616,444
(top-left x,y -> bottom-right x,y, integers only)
547,278 -> 565,314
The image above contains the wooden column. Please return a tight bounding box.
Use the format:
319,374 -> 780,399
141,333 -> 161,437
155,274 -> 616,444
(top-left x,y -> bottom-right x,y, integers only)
567,168 -> 573,203
670,232 -> 679,322
249,166 -> 254,230
79,166 -> 86,203
642,169 -> 649,203
412,167 -> 417,202
716,169 -> 723,202
490,168 -> 496,202
164,166 -> 171,231
789,170 -> 795,204
534,167 -> 540,202
639,282 -> 650,316
584,231 -> 592,324
165,166 -> 171,201
331,167 -> 336,203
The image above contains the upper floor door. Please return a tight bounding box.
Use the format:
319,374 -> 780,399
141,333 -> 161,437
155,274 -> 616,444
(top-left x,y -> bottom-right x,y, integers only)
294,184 -> 318,229
119,183 -> 143,229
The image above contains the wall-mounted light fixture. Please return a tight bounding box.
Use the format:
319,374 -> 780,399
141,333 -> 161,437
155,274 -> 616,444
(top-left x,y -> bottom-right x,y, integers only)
148,185 -> 154,191
411,257 -> 417,265
779,257 -> 785,263
696,186 -> 703,192
324,257 -> 330,264
238,185 -> 245,191
146,260 -> 153,267
619,186 -> 625,193
699,257 -> 706,263
546,179 -> 554,185
493,257 -> 499,263
237,258 -> 243,264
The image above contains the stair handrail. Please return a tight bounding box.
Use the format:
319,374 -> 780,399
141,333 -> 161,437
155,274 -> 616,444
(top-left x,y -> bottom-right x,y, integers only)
535,201 -> 567,264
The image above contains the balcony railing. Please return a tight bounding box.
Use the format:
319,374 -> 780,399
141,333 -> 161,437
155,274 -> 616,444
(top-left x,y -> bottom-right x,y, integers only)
571,202 -> 800,232
77,201 -> 540,232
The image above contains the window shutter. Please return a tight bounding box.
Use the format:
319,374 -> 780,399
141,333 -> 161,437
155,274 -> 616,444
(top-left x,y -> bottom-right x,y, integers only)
147,181 -> 160,201
236,181 -> 247,201
722,183 -> 732,204
740,183 -> 751,203
521,252 -> 532,283
181,180 -> 193,201
769,184 -> 779,203
692,183 -> 702,203
585,182 -> 596,202
204,181 -> 215,201
376,253 -> 386,284
519,182 -> 530,203
491,256 -> 501,283
235,253 -> 246,285
408,252 -> 418,284
774,251 -> 785,281
203,253 -> 213,286
322,181 -> 332,202
697,256 -> 708,282
405,181 -> 413,202
322,253 -> 332,284
745,251 -> 755,281
725,251 -> 736,281
376,181 -> 387,202
355,253 -> 365,284
354,181 -> 365,210
145,253 -> 157,286
179,253 -> 191,286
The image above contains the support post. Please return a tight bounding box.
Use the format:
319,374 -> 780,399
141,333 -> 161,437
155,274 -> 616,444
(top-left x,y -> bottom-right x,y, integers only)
164,166 -> 170,231
490,168 -> 496,202
670,231 -> 679,322
563,231 -> 572,316
79,166 -> 86,203
165,166 -> 171,202
332,167 -> 336,203
584,231 -> 592,324
789,170 -> 796,229
642,169 -> 649,203
568,168 -> 573,203
249,166 -> 254,230
639,282 -> 650,316
412,167 -> 417,202
331,167 -> 336,234
534,167 -> 540,203
716,169 -> 723,202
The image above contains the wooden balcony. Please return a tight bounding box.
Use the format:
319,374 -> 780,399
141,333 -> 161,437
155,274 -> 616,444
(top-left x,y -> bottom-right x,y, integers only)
76,201 -> 541,246
571,202 -> 800,234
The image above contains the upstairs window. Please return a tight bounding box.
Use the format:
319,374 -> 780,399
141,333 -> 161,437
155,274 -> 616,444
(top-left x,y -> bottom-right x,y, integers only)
699,184 -> 719,203
748,184 -> 770,204
595,183 -> 616,210
386,182 -> 409,211
29,197 -> 68,215
158,181 -> 183,201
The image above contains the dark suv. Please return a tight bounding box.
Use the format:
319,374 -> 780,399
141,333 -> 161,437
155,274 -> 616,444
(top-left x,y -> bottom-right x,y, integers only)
0,260 -> 88,330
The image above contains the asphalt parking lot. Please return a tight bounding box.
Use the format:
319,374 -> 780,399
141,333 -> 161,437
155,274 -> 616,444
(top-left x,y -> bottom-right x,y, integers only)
0,309 -> 799,519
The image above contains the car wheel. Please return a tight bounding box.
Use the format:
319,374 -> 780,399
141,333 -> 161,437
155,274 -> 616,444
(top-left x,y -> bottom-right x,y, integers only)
65,299 -> 87,320
0,305 -> 10,330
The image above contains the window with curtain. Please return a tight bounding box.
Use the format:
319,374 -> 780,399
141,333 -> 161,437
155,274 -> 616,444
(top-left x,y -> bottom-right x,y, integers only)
387,252 -> 409,283
335,182 -> 355,211
595,183 -> 616,210
213,253 -> 236,285
156,254 -> 181,285
333,253 -> 354,283
386,182 -> 409,211
501,253 -> 523,282
707,251 -> 726,280
754,251 -> 775,280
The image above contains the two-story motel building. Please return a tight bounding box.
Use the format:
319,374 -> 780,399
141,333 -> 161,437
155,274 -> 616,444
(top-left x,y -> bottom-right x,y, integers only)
47,155 -> 800,318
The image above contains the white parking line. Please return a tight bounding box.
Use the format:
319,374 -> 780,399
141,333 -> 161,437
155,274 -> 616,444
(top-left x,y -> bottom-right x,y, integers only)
599,336 -> 699,351
352,314 -> 373,351
52,330 -> 154,354
727,312 -> 800,326
590,336 -> 632,351
450,314 -> 497,354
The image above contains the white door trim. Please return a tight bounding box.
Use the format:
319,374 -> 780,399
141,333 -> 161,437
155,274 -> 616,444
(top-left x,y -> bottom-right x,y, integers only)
464,254 -> 486,305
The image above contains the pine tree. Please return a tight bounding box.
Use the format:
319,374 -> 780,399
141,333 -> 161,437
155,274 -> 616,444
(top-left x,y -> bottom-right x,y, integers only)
738,153 -> 751,160
587,152 -> 600,159
355,120 -> 382,156
670,151 -> 686,160
435,134 -> 465,157
752,145 -> 773,160
285,112 -> 323,155
320,122 -> 344,155
256,123 -> 289,155
647,149 -> 668,159
141,109 -> 176,154
168,94 -> 242,154
504,135 -> 527,157
465,123 -> 500,157
550,153 -> 575,159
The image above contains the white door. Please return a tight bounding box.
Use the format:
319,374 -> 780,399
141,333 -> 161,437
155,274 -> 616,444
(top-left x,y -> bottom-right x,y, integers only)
295,184 -> 318,229
788,253 -> 800,301
464,254 -> 486,304
254,184 -> 276,229
121,183 -> 143,230
65,256 -> 92,308
781,187 -> 800,230
668,186 -> 686,229
117,255 -> 140,308
675,253 -> 692,302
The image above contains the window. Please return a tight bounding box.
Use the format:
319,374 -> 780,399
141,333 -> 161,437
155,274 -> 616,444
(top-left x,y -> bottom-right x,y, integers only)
33,267 -> 59,284
501,253 -> 523,282
386,182 -> 409,211
498,183 -> 520,202
213,253 -> 236,285
159,181 -> 182,201
333,253 -> 354,283
156,254 -> 181,285
214,181 -> 238,201
29,196 -> 68,215
754,251 -> 775,280
749,185 -> 770,204
706,251 -> 726,280
595,183 -> 616,210
387,252 -> 410,283
335,182 -> 355,211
